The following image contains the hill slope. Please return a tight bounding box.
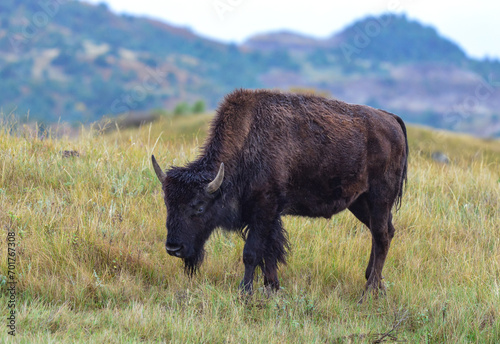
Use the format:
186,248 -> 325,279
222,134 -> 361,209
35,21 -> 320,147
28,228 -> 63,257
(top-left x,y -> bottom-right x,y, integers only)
1,2 -> 499,136
245,15 -> 500,137
1,0 -> 269,122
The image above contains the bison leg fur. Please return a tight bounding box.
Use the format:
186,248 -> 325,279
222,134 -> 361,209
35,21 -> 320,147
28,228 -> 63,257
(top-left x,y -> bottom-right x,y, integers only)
263,264 -> 280,291
239,227 -> 264,294
364,204 -> 393,295
239,218 -> 287,294
351,194 -> 395,302
348,194 -> 375,280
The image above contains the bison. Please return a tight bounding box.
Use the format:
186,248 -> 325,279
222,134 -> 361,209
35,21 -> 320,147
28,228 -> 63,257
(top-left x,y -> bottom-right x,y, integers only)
152,89 -> 408,296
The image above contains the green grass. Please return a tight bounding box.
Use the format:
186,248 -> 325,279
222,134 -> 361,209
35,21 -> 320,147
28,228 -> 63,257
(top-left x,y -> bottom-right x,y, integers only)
1,115 -> 499,343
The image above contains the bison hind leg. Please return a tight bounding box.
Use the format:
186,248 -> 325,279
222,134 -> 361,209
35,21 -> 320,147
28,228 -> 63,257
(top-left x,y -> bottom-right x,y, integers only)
364,203 -> 393,295
348,194 -> 374,280
349,193 -> 396,300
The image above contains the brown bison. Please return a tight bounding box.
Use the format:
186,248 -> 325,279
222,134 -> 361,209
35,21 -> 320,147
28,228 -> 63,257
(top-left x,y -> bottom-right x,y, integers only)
152,89 -> 408,295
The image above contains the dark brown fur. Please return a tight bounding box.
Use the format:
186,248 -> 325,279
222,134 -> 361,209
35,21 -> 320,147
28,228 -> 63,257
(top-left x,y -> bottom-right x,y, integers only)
152,89 -> 408,295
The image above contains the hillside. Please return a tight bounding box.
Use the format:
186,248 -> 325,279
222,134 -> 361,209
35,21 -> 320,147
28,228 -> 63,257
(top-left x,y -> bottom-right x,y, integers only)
1,116 -> 499,342
245,15 -> 500,137
1,2 -> 500,136
0,0 -> 270,122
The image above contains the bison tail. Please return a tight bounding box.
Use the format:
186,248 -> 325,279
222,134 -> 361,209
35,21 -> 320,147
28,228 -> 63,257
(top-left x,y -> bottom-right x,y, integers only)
394,115 -> 408,211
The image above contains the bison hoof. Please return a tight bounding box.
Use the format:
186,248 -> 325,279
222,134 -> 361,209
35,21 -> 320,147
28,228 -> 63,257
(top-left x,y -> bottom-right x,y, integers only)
358,281 -> 387,304
239,280 -> 253,295
264,279 -> 280,291
262,285 -> 281,298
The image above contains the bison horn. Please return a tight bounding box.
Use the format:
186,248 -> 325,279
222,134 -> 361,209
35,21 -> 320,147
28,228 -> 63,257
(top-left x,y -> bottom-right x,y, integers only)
206,163 -> 224,194
151,155 -> 166,183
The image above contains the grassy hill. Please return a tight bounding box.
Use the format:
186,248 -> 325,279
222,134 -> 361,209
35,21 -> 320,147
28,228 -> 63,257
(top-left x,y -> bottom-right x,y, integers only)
1,1 -> 500,136
1,0 -> 268,122
1,115 -> 499,342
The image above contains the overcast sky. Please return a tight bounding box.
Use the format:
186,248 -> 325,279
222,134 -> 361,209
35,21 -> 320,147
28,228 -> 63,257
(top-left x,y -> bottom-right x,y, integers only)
84,0 -> 500,60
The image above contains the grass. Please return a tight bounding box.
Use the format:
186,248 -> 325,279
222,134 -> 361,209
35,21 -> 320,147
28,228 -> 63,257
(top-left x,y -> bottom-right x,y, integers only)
0,115 -> 499,343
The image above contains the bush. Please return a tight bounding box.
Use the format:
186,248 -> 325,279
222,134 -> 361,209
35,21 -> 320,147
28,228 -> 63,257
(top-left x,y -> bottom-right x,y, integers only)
173,102 -> 190,116
192,100 -> 206,114
173,100 -> 206,116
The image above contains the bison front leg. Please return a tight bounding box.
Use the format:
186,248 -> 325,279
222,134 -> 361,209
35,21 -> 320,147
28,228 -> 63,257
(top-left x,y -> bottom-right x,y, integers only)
262,264 -> 280,291
263,218 -> 288,291
239,218 -> 288,294
239,227 -> 265,294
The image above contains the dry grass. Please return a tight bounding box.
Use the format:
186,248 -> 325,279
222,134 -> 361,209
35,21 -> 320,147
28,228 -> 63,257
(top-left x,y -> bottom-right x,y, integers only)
1,115 -> 499,343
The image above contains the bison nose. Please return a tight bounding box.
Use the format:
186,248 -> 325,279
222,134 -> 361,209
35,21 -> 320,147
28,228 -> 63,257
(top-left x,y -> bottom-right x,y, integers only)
166,243 -> 184,257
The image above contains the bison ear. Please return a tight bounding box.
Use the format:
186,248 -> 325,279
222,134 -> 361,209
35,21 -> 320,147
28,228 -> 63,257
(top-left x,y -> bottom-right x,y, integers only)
151,155 -> 166,183
206,163 -> 224,194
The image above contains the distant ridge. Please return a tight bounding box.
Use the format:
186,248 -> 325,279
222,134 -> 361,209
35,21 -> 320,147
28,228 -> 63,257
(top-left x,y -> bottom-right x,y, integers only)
0,2 -> 499,136
244,14 -> 467,63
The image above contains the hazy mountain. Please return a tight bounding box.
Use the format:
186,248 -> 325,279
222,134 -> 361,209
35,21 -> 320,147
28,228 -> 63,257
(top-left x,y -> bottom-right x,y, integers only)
242,31 -> 328,52
0,0 -> 268,122
1,1 -> 499,136
246,15 -> 500,137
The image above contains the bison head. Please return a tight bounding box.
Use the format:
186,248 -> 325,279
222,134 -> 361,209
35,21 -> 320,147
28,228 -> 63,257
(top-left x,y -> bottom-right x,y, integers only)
152,155 -> 224,275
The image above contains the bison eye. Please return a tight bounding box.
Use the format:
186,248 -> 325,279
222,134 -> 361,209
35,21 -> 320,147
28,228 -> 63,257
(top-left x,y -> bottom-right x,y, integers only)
190,201 -> 206,216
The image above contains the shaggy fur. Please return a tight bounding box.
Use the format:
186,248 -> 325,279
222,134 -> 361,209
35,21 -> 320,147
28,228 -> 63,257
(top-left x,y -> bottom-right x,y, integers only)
152,89 -> 408,294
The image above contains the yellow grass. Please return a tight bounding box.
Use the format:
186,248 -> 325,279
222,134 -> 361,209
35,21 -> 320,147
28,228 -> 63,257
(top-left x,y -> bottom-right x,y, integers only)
0,115 -> 499,343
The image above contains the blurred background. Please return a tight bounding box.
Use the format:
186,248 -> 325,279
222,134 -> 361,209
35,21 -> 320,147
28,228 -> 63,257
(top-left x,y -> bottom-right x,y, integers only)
1,0 -> 499,137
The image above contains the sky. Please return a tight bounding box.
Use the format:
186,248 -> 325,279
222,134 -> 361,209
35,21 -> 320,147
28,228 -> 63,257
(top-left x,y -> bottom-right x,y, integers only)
84,0 -> 500,60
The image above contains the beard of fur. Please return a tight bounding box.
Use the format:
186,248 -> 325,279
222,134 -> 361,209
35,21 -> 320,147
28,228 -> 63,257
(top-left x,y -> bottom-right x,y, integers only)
183,225 -> 214,276
183,248 -> 205,276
